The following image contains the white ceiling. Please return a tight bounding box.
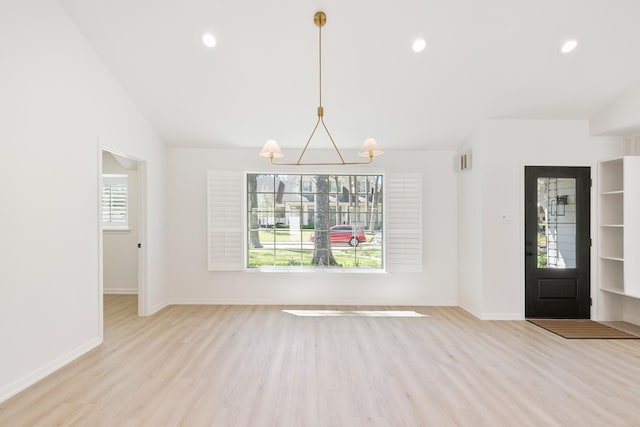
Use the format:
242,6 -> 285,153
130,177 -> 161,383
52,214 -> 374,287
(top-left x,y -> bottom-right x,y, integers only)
59,0 -> 640,151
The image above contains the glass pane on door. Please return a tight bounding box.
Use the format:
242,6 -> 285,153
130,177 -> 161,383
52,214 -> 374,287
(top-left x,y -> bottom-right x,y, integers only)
537,178 -> 576,268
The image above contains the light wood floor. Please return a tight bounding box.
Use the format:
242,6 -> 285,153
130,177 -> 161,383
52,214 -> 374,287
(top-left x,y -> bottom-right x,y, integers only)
2,296 -> 640,426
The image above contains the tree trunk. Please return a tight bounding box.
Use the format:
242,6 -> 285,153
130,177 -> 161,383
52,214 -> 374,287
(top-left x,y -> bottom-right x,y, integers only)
365,178 -> 370,228
369,177 -> 382,232
248,175 -> 262,248
312,175 -> 339,266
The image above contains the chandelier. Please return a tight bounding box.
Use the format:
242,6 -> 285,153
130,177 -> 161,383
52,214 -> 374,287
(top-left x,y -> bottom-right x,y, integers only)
259,11 -> 383,166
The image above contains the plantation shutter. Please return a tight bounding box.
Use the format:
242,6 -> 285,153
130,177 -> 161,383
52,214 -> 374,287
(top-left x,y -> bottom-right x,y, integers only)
207,171 -> 243,271
102,174 -> 128,227
386,173 -> 422,272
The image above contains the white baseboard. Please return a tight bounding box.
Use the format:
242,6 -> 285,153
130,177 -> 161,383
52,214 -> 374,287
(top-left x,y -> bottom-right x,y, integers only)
166,297 -> 459,306
104,288 -> 138,295
459,303 -> 523,320
480,312 -> 523,320
0,337 -> 102,404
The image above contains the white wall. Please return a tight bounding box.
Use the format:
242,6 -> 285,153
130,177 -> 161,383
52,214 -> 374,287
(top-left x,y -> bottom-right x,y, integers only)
167,148 -> 458,305
102,152 -> 138,294
591,81 -> 640,135
458,119 -> 621,319
0,0 -> 167,402
457,141 -> 484,316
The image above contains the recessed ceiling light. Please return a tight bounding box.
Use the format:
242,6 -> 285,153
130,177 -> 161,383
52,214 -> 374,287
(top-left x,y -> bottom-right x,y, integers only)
560,39 -> 578,54
412,38 -> 426,53
202,32 -> 216,48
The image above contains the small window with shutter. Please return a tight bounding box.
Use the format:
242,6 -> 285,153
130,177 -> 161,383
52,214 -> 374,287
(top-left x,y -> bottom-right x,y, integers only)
102,174 -> 129,230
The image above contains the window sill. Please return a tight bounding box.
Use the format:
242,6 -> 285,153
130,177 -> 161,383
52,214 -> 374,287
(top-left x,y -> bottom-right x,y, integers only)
248,267 -> 387,274
103,226 -> 131,233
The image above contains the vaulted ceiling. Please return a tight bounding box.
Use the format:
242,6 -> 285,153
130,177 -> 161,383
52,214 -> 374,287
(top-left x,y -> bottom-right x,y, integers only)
59,0 -> 640,151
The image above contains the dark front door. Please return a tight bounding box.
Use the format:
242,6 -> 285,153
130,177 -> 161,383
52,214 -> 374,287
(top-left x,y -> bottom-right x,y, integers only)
524,166 -> 591,318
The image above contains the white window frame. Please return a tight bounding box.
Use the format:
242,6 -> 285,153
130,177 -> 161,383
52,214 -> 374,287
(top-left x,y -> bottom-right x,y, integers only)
245,172 -> 385,271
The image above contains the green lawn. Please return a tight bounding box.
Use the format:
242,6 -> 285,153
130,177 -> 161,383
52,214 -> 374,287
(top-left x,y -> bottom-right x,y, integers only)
537,229 -> 547,267
248,245 -> 382,268
255,229 -> 378,243
248,249 -> 382,268
255,229 -> 315,243
248,229 -> 382,268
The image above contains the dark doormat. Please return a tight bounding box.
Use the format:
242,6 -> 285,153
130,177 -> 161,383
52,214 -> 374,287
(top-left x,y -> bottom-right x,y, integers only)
528,319 -> 640,339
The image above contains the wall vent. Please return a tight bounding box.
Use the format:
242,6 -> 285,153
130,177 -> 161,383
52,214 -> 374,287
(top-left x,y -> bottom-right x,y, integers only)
623,134 -> 640,155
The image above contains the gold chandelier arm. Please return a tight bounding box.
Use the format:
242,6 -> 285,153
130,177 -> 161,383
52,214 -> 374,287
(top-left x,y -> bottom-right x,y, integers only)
270,157 -> 373,166
320,116 -> 346,164
269,114 -> 373,166
269,117 -> 374,166
295,115 -> 322,164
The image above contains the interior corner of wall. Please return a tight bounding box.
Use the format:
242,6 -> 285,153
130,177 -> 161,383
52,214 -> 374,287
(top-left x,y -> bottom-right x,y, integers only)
458,302 -> 484,320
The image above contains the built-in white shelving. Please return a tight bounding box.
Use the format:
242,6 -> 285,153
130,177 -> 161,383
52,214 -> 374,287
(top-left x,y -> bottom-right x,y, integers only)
598,156 -> 640,320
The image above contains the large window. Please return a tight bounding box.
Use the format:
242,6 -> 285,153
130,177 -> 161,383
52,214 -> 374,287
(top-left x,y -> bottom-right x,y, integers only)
247,174 -> 383,269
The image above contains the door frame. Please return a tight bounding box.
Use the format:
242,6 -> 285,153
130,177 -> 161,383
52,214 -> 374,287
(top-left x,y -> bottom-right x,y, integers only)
519,162 -> 596,320
98,142 -> 149,340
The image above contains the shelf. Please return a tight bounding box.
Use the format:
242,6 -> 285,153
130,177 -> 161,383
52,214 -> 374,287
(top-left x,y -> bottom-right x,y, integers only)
600,288 -> 640,300
599,158 -> 624,193
599,191 -> 623,224
600,224 -> 624,228
600,287 -> 626,296
600,190 -> 624,195
599,226 -> 623,259
600,256 -> 624,262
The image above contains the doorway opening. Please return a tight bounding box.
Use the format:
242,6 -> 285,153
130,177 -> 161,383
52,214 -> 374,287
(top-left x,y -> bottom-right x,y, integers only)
99,149 -> 147,321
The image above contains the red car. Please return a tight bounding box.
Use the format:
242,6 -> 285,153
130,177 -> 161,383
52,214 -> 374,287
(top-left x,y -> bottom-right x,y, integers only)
309,225 -> 367,247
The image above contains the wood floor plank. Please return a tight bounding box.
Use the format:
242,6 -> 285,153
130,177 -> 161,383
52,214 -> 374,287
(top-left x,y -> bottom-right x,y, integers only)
2,297 -> 640,426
